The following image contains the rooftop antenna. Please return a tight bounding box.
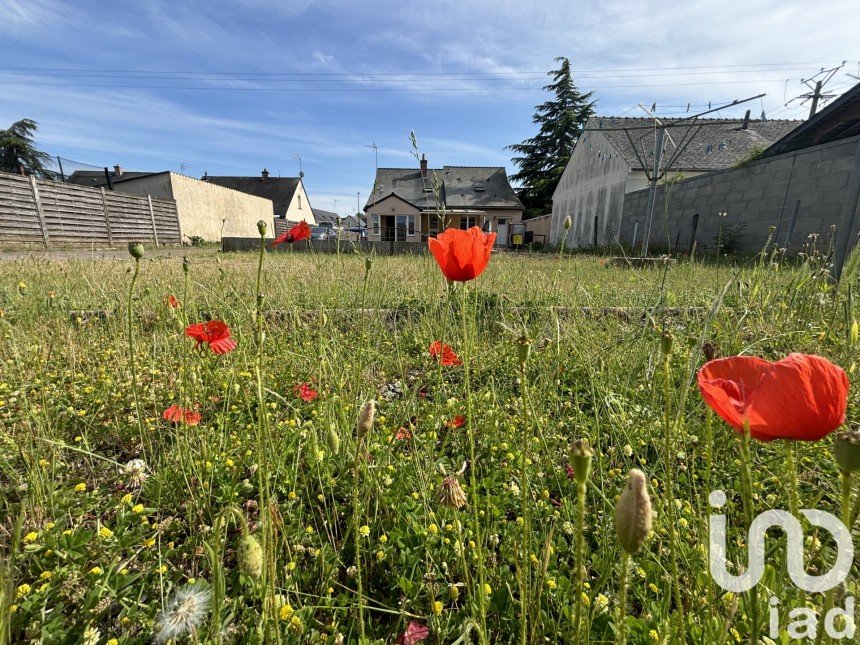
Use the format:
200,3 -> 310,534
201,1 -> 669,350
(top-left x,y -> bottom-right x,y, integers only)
292,155 -> 304,179
180,162 -> 191,174
364,143 -> 379,172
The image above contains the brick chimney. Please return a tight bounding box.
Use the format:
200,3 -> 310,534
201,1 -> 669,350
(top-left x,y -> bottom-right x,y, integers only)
261,168 -> 270,179
114,164 -> 123,177
420,154 -> 427,177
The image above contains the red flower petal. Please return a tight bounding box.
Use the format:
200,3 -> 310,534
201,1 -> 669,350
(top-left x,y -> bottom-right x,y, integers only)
446,414 -> 466,428
429,340 -> 461,366
428,227 -> 496,282
697,353 -> 848,442
272,221 -> 312,247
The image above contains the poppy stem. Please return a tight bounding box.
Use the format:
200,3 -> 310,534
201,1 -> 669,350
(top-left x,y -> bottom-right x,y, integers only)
785,441 -> 800,518
461,284 -> 488,644
517,359 -> 532,645
615,551 -> 630,645
738,422 -> 760,643
573,479 -> 586,644
126,255 -> 146,459
661,348 -> 685,642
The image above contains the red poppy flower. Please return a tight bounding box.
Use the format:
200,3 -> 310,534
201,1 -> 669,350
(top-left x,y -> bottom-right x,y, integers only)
185,320 -> 237,355
446,414 -> 466,429
165,294 -> 180,308
697,353 -> 848,442
293,382 -> 319,402
429,340 -> 462,366
272,221 -> 312,247
396,621 -> 430,645
162,404 -> 201,426
428,226 -> 496,282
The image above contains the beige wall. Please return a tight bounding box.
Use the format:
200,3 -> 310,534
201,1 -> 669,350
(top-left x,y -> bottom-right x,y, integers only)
284,180 -> 316,224
115,173 -> 274,242
524,214 -> 552,243
365,196 -> 422,242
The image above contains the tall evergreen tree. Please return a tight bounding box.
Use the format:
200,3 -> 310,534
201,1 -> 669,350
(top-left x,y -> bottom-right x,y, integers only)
0,119 -> 52,177
508,58 -> 595,217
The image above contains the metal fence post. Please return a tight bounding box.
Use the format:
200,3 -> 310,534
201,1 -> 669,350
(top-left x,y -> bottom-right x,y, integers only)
147,195 -> 160,247
100,188 -> 114,247
29,176 -> 49,249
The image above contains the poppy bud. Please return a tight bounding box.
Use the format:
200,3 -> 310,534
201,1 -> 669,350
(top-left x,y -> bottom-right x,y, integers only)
128,242 -> 145,260
365,257 -> 373,274
563,216 -> 572,231
357,399 -> 376,441
237,533 -> 263,578
660,331 -> 674,356
327,423 -> 341,456
516,335 -> 532,368
257,220 -> 268,237
437,475 -> 468,509
569,439 -> 594,486
615,469 -> 652,555
182,256 -> 190,274
833,429 -> 860,473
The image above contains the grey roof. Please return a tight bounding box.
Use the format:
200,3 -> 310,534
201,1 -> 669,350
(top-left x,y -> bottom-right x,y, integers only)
588,116 -> 801,171
201,175 -> 301,216
762,82 -> 860,158
313,208 -> 340,225
313,209 -> 361,228
67,170 -> 156,187
365,166 -> 523,211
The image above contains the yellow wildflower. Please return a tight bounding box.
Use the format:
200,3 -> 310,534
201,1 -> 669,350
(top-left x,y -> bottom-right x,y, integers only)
16,584 -> 30,597
74,482 -> 87,493
89,567 -> 102,576
23,532 -> 38,544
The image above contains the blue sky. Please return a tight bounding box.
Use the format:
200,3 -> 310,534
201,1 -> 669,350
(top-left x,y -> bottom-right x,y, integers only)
2,0 -> 858,216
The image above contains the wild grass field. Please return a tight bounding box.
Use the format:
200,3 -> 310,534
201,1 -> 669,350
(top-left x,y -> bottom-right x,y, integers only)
0,239 -> 858,644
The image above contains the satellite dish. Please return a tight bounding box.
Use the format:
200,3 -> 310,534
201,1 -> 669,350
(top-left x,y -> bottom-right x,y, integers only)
299,171 -> 305,179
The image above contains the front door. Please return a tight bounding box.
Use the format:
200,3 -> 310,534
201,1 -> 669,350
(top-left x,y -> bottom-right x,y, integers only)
381,215 -> 395,241
496,218 -> 509,247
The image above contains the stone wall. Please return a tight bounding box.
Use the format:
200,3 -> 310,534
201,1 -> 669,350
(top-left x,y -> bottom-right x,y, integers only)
619,135 -> 860,254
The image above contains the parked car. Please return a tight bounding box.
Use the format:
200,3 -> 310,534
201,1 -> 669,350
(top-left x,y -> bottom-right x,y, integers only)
311,226 -> 335,240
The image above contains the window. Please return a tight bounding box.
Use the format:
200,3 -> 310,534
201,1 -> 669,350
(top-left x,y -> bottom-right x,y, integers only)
459,215 -> 476,230
395,215 -> 415,241
371,214 -> 380,235
427,213 -> 440,236
298,195 -> 302,210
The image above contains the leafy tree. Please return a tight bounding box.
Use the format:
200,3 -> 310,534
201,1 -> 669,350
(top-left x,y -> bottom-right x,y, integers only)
0,119 -> 52,177
508,57 -> 595,218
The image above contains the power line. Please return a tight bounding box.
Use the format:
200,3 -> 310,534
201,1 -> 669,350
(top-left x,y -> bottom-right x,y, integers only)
0,60 -> 853,77
0,77 -> 817,92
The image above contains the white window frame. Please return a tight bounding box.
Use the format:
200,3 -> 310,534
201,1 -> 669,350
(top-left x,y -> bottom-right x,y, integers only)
459,215 -> 476,230
395,215 -> 415,241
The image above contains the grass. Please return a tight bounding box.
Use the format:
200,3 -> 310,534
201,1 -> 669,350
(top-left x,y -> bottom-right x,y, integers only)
0,242 -> 857,643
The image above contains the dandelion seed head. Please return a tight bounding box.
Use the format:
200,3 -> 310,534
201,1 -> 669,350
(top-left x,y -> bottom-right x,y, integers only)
154,583 -> 211,644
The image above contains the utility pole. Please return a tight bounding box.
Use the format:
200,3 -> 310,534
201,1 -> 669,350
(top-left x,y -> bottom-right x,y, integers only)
789,63 -> 844,119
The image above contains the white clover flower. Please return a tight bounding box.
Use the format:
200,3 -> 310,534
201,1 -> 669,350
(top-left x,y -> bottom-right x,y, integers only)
122,459 -> 148,488
154,583 -> 211,643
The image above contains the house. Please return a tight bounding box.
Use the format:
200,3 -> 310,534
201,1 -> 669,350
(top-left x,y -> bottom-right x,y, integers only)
550,115 -> 801,248
106,172 -> 273,242
363,156 -> 523,246
201,170 -> 315,225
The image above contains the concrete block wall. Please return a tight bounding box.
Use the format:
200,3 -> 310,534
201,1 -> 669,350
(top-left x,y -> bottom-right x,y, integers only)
619,134 -> 860,254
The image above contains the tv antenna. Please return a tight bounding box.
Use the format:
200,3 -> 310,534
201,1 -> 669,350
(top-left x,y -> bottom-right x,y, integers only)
292,155 -> 304,178
364,143 -> 379,171
180,162 -> 191,174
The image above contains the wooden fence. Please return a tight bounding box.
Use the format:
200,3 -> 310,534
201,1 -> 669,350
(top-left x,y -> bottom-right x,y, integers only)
0,172 -> 181,248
